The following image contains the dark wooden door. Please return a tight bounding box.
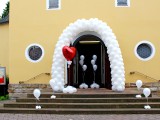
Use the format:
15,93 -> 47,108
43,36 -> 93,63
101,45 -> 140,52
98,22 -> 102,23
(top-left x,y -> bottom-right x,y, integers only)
68,35 -> 112,89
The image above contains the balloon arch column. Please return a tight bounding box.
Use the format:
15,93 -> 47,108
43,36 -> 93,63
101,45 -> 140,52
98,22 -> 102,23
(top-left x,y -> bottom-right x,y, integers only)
50,18 -> 125,93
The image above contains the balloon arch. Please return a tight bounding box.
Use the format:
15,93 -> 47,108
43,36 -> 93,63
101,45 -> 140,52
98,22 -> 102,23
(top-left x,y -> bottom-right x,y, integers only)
50,18 -> 125,93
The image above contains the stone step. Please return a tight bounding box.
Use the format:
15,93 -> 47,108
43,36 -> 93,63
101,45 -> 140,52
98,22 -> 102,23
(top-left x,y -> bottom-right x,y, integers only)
0,108 -> 160,114
16,97 -> 160,103
27,93 -> 146,98
4,102 -> 160,109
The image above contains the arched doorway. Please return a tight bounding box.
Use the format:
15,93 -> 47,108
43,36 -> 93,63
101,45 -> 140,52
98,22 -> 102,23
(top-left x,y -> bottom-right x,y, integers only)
68,35 -> 112,89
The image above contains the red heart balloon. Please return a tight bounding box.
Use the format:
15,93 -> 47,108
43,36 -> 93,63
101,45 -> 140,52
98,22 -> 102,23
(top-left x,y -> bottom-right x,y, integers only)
62,46 -> 76,61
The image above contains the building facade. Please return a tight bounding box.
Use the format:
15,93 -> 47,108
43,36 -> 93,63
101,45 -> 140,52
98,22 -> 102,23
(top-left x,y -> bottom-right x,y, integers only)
0,15 -> 9,75
1,0 -> 160,92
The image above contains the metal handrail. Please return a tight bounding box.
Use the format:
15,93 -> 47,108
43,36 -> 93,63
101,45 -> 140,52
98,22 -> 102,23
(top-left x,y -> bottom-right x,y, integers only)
130,71 -> 159,82
19,73 -> 51,84
130,71 -> 160,96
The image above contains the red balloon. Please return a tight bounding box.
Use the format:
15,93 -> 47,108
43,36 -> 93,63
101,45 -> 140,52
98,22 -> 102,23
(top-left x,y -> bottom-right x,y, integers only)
62,46 -> 76,61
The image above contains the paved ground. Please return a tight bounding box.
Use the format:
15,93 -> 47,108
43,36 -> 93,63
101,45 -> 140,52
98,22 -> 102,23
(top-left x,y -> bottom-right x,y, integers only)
0,114 -> 159,120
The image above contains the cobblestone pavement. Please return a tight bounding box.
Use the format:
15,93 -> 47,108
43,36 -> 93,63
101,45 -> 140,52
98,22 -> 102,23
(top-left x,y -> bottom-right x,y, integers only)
0,114 -> 159,120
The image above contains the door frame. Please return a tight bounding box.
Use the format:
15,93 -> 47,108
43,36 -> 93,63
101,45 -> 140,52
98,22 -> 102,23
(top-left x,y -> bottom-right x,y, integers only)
68,35 -> 111,89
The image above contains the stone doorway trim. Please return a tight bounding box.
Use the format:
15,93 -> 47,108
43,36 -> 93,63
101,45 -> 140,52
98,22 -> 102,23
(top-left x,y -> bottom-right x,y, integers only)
51,18 -> 125,92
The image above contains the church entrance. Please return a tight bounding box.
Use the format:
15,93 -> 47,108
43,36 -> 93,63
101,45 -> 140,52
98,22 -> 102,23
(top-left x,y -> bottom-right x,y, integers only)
68,35 -> 112,89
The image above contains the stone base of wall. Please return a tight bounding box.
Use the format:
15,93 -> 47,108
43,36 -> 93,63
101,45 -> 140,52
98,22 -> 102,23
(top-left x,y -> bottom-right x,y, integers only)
8,84 -> 52,99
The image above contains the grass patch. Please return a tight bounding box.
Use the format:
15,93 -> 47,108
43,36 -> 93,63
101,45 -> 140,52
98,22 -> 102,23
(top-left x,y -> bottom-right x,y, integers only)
0,94 -> 9,101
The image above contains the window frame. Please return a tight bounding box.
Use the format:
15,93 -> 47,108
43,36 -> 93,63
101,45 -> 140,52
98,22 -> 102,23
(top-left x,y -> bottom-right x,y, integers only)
134,41 -> 155,61
46,0 -> 61,10
115,0 -> 130,7
25,43 -> 45,63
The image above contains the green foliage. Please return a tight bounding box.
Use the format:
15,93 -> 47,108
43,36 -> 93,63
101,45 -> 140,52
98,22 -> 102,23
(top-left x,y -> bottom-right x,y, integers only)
0,94 -> 9,101
0,1 -> 10,19
6,76 -> 9,83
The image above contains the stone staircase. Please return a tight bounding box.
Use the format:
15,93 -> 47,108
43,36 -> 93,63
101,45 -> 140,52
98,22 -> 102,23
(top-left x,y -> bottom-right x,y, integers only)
0,89 -> 160,114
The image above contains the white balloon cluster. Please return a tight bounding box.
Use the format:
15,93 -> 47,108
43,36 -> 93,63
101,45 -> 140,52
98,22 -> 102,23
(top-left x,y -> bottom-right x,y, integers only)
90,83 -> 100,89
79,55 -> 88,89
91,55 -> 97,71
79,83 -> 88,89
79,55 -> 87,71
63,86 -> 77,94
51,18 -> 125,92
90,55 -> 99,89
49,79 -> 64,92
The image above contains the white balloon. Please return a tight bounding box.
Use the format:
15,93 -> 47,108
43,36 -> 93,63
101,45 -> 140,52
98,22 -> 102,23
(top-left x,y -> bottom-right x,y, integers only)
82,65 -> 87,71
49,79 -> 56,90
112,74 -> 119,79
57,82 -> 62,87
96,84 -> 100,88
136,80 -> 143,89
53,86 -> 59,91
144,105 -> 151,109
35,106 -> 39,109
59,85 -> 64,91
49,79 -> 55,86
38,106 -> 41,109
73,88 -> 77,92
79,83 -> 88,89
68,88 -> 74,94
79,84 -> 84,89
56,74 -> 62,80
80,55 -> 85,60
92,55 -> 97,61
51,95 -> 56,99
90,83 -> 99,89
63,88 -> 67,93
63,86 -> 77,94
143,88 -> 151,98
79,59 -> 84,66
91,60 -> 95,65
93,65 -> 97,71
117,78 -> 123,83
53,71 -> 58,76
117,86 -> 124,92
113,82 -> 118,86
112,86 -> 116,91
33,89 -> 41,100
84,84 -> 88,89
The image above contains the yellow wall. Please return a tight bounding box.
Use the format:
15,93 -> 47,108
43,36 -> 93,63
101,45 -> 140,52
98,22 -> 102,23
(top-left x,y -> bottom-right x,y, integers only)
0,23 -> 9,75
9,0 -> 160,84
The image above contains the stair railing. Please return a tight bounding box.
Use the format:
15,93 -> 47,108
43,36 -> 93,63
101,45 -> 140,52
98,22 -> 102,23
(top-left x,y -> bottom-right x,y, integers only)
19,73 -> 51,84
130,71 -> 160,95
